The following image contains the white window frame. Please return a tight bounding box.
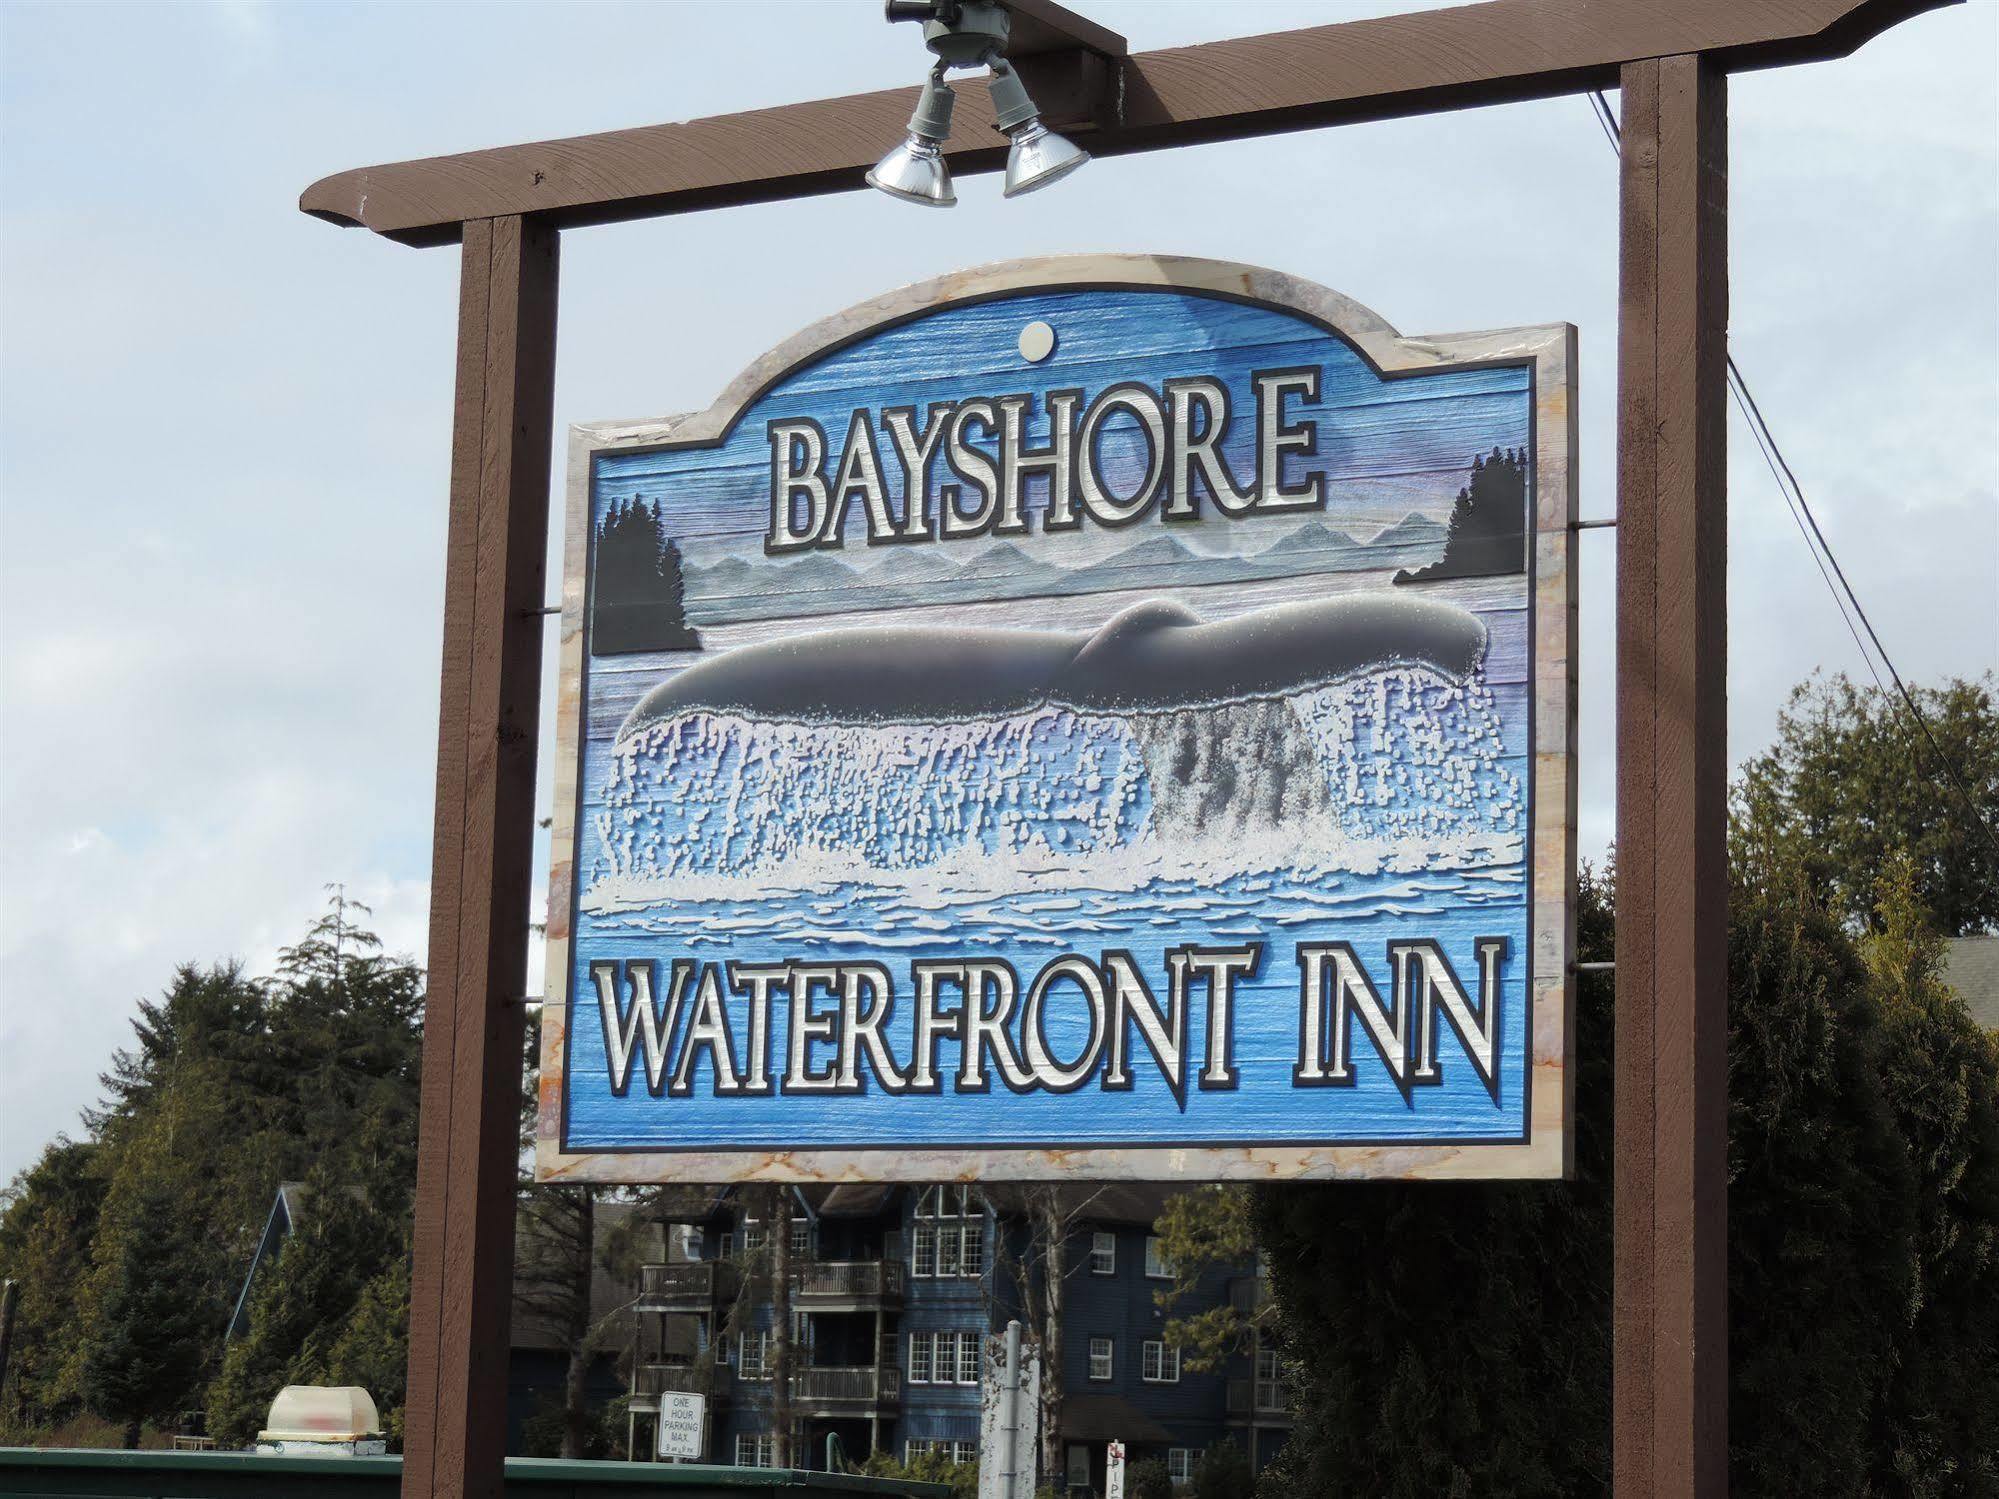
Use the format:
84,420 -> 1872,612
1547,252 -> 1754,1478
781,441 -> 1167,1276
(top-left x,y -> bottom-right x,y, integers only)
1255,1345 -> 1285,1410
1141,1339 -> 1180,1384
736,1434 -> 776,1468
1144,1235 -> 1174,1279
1167,1449 -> 1196,1485
952,1440 -> 977,1464
957,1330 -> 980,1385
912,1223 -> 937,1277
738,1329 -> 772,1381
1087,1336 -> 1113,1381
937,1223 -> 963,1276
1090,1231 -> 1116,1275
790,1219 -> 810,1257
909,1332 -> 934,1384
959,1222 -> 985,1277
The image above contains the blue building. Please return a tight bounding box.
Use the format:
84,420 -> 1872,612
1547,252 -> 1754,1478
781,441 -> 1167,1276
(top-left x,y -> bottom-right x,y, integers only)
629,1185 -> 1288,1490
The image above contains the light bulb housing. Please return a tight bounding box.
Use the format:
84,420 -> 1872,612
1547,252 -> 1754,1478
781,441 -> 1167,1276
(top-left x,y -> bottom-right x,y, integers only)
1003,119 -> 1090,198
866,74 -> 959,207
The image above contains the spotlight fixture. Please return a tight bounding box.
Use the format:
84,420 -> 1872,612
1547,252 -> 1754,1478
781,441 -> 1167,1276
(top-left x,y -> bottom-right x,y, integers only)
985,58 -> 1090,197
871,0 -> 1091,207
866,67 -> 959,207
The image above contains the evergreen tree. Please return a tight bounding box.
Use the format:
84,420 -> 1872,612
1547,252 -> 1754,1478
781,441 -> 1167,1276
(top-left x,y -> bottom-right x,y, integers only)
1152,1184 -> 1264,1370
322,1253 -> 411,1447
0,1138 -> 104,1431
1734,672 -> 1998,937
1,894 -> 425,1448
1863,859 -> 1999,1495
206,1173 -> 394,1448
1256,868 -> 1617,1499
77,1164 -> 221,1446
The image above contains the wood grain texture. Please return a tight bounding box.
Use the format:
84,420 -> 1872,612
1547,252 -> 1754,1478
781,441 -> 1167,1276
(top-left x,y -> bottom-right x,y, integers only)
1614,55 -> 1728,1499
534,253 -> 1577,1186
403,215 -> 558,1499
298,0 -> 1952,246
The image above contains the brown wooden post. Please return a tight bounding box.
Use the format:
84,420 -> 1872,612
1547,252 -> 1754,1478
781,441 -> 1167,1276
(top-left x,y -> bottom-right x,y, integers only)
1614,53 -> 1729,1499
403,213 -> 559,1499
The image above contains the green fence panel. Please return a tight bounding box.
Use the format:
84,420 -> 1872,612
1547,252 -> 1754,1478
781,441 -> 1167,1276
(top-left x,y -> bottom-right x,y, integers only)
0,1451 -> 951,1499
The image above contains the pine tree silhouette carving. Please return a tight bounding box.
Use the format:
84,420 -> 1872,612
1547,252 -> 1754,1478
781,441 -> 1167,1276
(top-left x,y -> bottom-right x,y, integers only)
590,495 -> 701,655
1395,447 -> 1528,584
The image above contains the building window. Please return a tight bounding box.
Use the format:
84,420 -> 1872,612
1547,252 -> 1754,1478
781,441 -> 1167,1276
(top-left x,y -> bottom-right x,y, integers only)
1141,1340 -> 1180,1384
1255,1346 -> 1286,1410
909,1330 -> 979,1385
790,1220 -> 811,1257
1088,1336 -> 1113,1381
1167,1449 -> 1195,1485
1066,1446 -> 1092,1490
953,1440 -> 977,1464
1144,1236 -> 1174,1279
736,1434 -> 776,1468
738,1329 -> 772,1381
741,1223 -> 769,1255
912,1188 -> 982,1278
1090,1231 -> 1116,1275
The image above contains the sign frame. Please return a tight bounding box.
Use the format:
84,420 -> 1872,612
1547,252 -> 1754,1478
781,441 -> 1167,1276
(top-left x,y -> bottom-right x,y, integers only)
535,253 -> 1576,1186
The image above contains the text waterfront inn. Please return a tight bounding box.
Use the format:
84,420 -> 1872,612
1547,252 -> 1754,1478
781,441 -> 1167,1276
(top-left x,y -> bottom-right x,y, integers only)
591,938 -> 1507,1103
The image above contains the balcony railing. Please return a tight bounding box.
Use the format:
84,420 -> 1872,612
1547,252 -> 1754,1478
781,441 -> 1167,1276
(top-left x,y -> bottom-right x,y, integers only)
1225,1378 -> 1291,1419
1227,1276 -> 1271,1315
638,1262 -> 739,1307
791,1260 -> 905,1305
632,1362 -> 733,1400
792,1364 -> 902,1408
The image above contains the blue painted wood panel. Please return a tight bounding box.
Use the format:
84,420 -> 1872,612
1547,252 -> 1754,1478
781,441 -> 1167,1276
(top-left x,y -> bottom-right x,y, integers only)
557,277 -> 1548,1162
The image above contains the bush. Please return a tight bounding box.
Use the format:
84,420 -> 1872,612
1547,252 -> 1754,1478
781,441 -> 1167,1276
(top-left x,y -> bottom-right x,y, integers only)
1192,1439 -> 1252,1499
1125,1456 -> 1172,1499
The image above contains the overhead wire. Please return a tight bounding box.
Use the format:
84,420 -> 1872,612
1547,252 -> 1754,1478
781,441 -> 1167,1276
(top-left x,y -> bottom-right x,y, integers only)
1585,88 -> 1997,856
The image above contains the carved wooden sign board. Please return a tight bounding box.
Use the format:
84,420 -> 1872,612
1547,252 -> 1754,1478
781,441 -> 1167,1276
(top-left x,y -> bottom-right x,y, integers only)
536,255 -> 1575,1183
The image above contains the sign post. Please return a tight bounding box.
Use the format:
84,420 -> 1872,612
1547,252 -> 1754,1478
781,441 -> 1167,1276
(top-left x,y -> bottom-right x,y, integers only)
1105,1441 -> 1125,1499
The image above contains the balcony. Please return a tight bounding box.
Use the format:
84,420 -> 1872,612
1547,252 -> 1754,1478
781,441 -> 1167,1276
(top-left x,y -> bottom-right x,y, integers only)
632,1362 -> 734,1402
1227,1276 -> 1271,1316
792,1364 -> 902,1412
638,1261 -> 739,1311
1225,1378 -> 1292,1424
791,1260 -> 905,1310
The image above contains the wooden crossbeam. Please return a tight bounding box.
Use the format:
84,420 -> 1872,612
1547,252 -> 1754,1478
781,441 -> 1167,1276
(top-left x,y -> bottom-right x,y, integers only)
300,0 -> 1953,246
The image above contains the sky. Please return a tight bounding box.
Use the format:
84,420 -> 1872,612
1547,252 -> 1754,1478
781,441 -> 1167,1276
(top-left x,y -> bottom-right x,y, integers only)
1,0 -> 1994,1186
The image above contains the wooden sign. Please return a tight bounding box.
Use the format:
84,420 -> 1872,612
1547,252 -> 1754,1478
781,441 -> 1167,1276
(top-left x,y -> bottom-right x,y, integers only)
536,254 -> 1575,1183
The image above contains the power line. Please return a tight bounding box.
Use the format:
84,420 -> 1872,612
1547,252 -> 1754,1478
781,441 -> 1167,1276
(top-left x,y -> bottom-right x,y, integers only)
1586,89 -> 1998,856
